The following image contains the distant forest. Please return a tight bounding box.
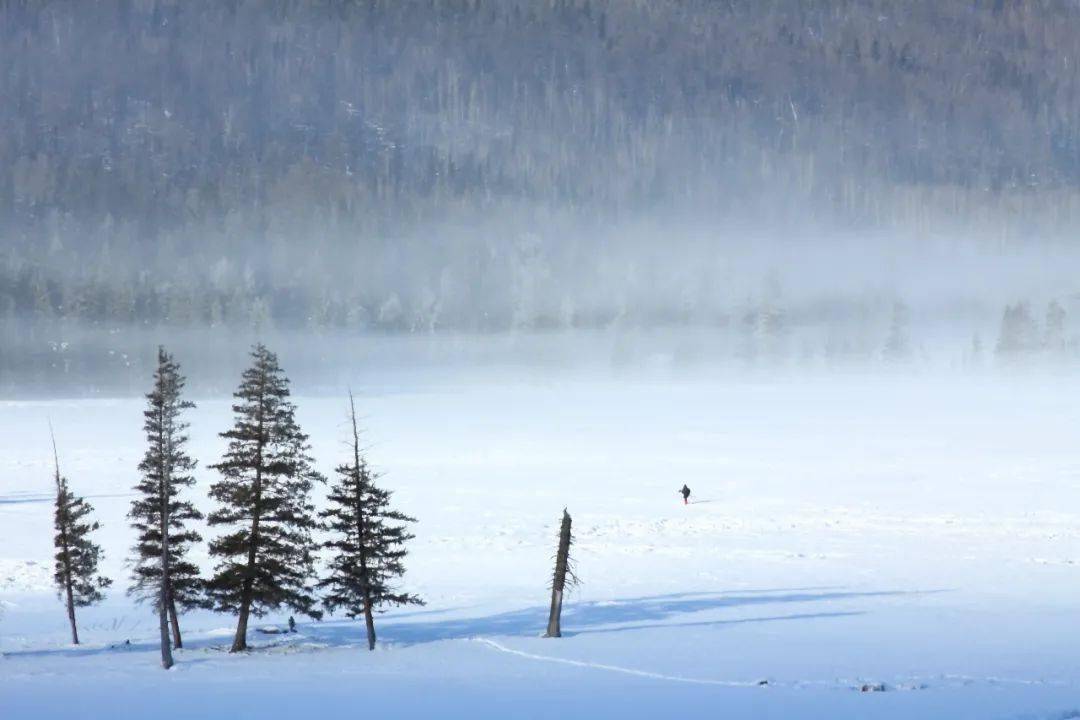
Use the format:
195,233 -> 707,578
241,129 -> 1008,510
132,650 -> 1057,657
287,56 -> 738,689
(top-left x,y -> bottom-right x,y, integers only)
3,0 -> 1080,388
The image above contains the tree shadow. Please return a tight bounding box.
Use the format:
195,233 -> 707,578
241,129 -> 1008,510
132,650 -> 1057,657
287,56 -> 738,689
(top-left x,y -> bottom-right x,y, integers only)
305,587 -> 929,647
563,610 -> 865,637
0,492 -> 134,505
4,638 -> 164,659
4,587 -> 936,659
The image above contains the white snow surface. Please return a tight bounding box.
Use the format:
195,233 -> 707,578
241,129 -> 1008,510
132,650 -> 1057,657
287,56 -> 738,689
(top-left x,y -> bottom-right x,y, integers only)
3,372 -> 1080,718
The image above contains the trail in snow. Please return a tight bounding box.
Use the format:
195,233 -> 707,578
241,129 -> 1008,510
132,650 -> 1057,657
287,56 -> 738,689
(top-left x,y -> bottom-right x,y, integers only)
474,638 -> 1074,694
475,637 -> 766,688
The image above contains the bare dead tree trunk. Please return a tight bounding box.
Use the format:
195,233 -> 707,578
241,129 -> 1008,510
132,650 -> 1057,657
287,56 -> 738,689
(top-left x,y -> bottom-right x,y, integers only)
168,595 -> 183,649
64,582 -> 78,643
59,508 -> 79,646
64,561 -> 79,646
545,509 -> 572,638
232,499 -> 259,653
159,412 -> 174,669
158,583 -> 173,668
362,596 -> 377,651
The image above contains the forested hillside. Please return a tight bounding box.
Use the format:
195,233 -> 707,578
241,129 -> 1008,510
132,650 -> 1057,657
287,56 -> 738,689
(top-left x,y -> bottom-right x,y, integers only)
2,1 -> 1080,387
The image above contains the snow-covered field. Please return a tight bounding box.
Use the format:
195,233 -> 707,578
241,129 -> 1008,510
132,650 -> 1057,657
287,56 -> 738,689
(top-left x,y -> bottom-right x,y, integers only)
4,371 -> 1080,718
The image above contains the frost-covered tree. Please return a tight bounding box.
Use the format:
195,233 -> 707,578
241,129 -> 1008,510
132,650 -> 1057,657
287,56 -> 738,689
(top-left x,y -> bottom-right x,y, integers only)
996,302 -> 1039,360
51,429 -> 111,645
965,332 -> 984,369
756,301 -> 788,364
128,347 -> 203,668
1044,299 -> 1067,355
319,393 -> 422,650
882,302 -> 911,363
207,344 -> 323,652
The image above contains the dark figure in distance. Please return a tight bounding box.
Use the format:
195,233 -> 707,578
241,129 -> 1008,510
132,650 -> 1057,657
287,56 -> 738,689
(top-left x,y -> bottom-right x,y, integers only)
288,616 -> 296,633
680,484 -> 691,505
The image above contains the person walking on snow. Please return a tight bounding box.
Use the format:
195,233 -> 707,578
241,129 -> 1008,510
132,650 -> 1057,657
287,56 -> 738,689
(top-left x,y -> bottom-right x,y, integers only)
680,484 -> 691,505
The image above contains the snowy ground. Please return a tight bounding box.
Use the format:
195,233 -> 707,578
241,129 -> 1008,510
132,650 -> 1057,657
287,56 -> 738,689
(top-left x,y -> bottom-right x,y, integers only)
3,371 -> 1080,718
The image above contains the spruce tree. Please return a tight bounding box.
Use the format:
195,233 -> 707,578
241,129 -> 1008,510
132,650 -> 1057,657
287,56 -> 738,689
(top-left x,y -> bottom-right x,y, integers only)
207,344 -> 323,652
128,347 -> 203,668
996,302 -> 1038,359
51,428 -> 111,645
319,392 -> 422,650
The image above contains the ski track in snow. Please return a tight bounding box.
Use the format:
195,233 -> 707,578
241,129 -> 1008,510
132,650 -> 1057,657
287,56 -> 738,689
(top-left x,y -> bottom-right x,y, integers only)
475,637 -> 762,687
475,638 -> 1072,694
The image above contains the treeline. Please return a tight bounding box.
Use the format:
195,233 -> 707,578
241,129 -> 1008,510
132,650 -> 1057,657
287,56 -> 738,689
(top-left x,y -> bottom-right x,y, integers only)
53,344 -> 420,665
3,0 -> 1080,332
994,299 -> 1074,360
3,295 -> 1078,397
735,297 -> 1080,368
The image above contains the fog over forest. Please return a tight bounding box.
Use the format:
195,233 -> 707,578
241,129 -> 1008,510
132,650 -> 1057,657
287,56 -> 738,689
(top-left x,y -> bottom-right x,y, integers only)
3,0 -> 1080,393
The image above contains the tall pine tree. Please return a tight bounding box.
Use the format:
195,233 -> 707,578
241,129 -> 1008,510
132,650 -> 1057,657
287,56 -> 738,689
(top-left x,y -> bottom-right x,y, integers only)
128,347 -> 204,668
207,344 -> 323,652
319,392 -> 422,650
51,427 -> 111,645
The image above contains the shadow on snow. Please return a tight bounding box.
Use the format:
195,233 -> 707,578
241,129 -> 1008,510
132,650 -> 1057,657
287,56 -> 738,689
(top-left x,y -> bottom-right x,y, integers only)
349,588 -> 922,646
4,587 -> 936,659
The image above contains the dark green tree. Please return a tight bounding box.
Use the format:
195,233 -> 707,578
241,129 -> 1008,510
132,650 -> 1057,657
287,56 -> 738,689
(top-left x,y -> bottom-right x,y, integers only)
128,347 -> 203,668
207,344 -> 323,652
51,427 -> 111,645
319,392 -> 422,650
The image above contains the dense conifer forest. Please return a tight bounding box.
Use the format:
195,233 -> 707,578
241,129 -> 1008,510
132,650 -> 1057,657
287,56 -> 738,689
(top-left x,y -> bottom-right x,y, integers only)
2,1 -> 1080,390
